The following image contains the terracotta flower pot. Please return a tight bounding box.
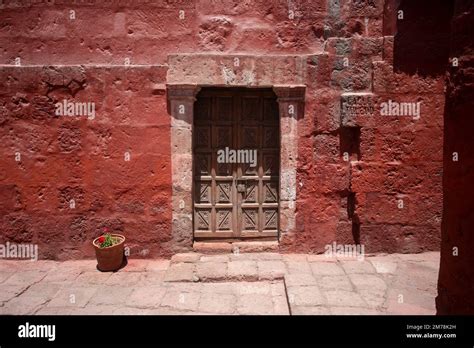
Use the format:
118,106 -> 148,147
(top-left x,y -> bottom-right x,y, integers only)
93,234 -> 126,272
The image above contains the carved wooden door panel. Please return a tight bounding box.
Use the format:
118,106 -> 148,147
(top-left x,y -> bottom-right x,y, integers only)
237,90 -> 280,238
193,88 -> 279,240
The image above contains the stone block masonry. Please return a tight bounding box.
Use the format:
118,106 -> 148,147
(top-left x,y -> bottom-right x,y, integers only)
0,0 -> 446,259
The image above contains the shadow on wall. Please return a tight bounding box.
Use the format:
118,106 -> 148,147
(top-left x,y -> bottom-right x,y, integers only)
394,0 -> 454,77
391,0 -> 474,314
437,0 -> 474,315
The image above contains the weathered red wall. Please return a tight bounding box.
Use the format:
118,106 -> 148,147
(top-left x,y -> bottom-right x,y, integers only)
437,0 -> 474,315
0,0 -> 445,258
0,66 -> 172,259
284,0 -> 446,253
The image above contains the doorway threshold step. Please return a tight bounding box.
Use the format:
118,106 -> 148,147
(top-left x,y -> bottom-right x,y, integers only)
193,241 -> 279,254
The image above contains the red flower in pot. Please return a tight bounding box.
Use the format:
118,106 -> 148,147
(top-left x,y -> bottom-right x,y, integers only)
93,227 -> 126,272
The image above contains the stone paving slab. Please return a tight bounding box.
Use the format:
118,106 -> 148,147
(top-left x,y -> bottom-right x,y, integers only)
0,252 -> 440,315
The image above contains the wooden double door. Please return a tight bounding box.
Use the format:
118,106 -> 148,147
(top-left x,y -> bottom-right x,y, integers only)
193,88 -> 280,240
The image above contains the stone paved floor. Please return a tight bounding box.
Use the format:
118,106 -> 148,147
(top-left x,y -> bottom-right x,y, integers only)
0,252 -> 439,315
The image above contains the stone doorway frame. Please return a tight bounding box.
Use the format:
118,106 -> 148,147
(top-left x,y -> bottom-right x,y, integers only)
167,84 -> 305,252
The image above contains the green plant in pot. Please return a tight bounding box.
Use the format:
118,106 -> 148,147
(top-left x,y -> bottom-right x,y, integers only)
93,227 -> 126,272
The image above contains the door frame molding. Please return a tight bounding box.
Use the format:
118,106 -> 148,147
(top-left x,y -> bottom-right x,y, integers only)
167,84 -> 305,252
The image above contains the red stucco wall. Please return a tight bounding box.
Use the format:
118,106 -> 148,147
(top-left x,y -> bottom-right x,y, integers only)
0,0 -> 445,259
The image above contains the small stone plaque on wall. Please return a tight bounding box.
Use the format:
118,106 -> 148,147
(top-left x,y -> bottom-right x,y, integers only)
340,92 -> 374,127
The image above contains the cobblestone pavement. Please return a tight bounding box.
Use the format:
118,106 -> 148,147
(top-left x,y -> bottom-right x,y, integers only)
0,252 -> 439,315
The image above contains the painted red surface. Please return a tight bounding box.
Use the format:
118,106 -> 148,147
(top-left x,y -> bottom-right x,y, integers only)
0,66 -> 172,259
0,0 -> 448,259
